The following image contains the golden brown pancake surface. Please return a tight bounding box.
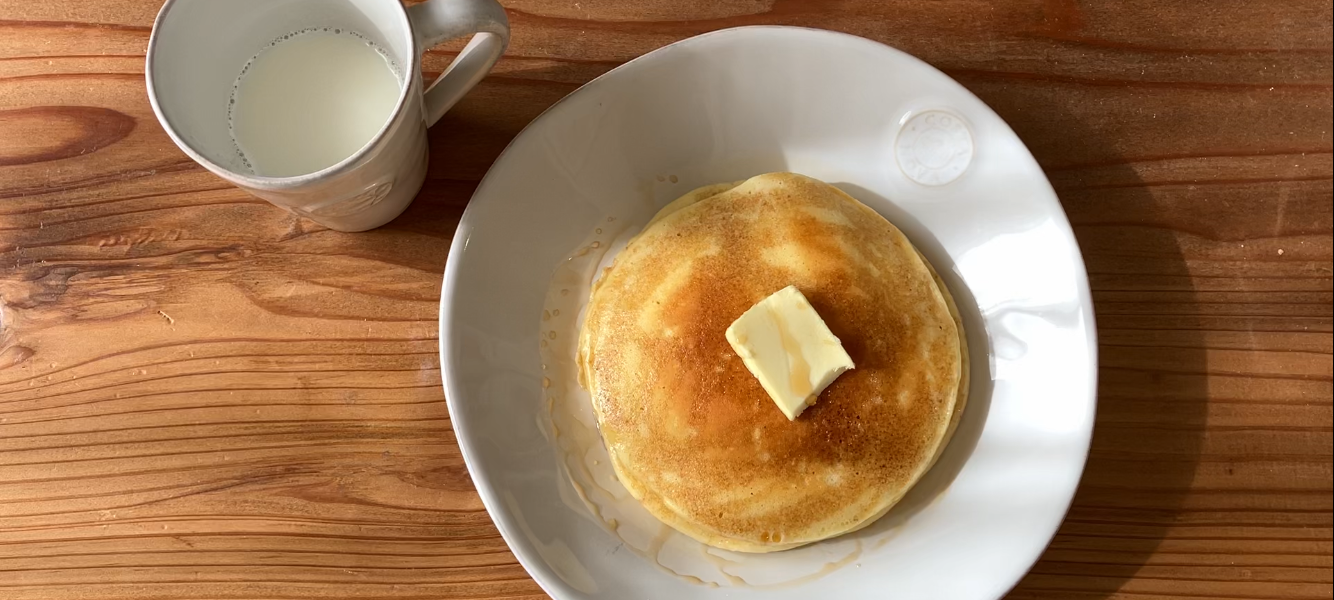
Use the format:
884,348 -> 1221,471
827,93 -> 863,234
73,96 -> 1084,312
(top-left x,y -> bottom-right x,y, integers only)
578,172 -> 965,552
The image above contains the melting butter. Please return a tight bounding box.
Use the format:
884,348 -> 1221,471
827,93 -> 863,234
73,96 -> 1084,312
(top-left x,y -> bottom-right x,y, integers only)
725,285 -> 854,420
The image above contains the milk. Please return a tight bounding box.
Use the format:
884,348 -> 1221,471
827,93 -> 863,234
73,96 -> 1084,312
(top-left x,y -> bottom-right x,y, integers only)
229,28 -> 402,177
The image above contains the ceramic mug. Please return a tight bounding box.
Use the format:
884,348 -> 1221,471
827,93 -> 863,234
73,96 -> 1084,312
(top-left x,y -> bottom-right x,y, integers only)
146,0 -> 509,231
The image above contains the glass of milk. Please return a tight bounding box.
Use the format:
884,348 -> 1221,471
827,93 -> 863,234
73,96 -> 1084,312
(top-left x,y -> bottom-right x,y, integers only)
146,0 -> 510,231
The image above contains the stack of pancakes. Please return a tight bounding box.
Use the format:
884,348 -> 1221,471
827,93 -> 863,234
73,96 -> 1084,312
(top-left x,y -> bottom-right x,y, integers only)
578,173 -> 967,552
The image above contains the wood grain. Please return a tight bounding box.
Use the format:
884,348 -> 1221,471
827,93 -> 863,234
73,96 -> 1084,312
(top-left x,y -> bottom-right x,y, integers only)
1,0 -> 1330,598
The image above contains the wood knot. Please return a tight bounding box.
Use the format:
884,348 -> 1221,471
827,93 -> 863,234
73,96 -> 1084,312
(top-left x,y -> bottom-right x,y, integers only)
0,106 -> 136,167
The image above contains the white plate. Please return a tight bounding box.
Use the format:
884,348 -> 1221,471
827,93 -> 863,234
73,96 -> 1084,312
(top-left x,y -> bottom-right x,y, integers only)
440,26 -> 1097,600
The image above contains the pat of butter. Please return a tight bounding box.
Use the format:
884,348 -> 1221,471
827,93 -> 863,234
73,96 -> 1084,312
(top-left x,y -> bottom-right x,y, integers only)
725,286 -> 854,420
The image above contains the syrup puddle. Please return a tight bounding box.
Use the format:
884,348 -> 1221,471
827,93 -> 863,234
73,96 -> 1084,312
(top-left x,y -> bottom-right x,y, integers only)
537,213 -> 893,589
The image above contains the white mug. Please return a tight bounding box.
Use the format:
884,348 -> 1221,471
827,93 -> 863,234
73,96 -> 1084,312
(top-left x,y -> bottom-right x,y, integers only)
146,0 -> 509,231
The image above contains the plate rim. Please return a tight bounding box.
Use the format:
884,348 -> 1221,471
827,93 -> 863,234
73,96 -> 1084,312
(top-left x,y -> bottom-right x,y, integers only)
440,24 -> 1098,600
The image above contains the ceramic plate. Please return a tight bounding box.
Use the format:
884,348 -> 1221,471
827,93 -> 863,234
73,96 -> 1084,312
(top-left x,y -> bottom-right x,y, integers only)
440,26 -> 1096,600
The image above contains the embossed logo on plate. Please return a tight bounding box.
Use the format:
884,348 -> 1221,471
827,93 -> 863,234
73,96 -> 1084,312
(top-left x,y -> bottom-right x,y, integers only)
895,110 -> 973,186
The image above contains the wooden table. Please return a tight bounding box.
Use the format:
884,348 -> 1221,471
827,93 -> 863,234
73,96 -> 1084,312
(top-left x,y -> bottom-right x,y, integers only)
2,1 -> 1330,598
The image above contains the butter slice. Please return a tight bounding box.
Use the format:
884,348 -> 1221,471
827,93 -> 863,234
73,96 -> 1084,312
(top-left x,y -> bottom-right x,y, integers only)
725,286 -> 855,420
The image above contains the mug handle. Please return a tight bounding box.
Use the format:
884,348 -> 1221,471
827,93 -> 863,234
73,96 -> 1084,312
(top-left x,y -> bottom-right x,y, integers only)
407,0 -> 510,126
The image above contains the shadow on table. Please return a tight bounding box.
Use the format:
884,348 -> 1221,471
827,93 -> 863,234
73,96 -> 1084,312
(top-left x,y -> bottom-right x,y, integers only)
972,88 -> 1210,598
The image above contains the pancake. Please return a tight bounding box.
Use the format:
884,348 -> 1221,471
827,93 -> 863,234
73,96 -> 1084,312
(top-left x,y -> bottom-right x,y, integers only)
577,172 -> 966,552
